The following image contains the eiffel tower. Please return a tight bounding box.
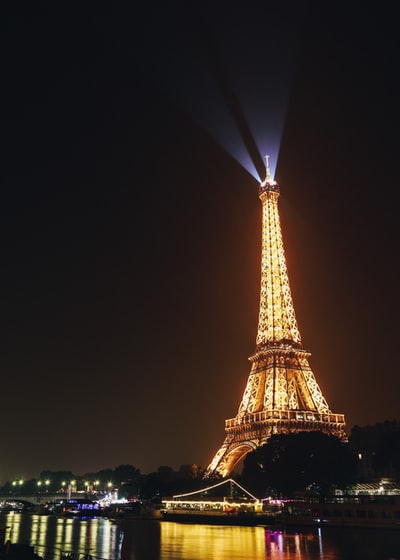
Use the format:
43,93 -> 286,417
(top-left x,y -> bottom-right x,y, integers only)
205,156 -> 347,478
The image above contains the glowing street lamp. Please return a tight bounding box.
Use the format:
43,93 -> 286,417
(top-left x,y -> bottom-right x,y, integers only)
13,479 -> 23,494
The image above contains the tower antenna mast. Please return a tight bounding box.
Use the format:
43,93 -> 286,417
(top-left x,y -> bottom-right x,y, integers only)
264,154 -> 271,183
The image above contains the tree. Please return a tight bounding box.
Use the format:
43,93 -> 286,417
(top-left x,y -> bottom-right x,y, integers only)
241,431 -> 358,497
113,465 -> 141,486
113,465 -> 142,499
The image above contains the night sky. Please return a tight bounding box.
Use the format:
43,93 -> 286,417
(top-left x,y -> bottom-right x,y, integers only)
1,3 -> 399,485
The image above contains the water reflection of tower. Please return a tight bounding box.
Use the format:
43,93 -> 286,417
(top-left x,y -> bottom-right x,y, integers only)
205,156 -> 347,478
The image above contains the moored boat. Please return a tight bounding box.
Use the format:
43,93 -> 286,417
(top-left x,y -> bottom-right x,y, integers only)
161,478 -> 275,526
104,500 -> 161,520
160,509 -> 274,526
268,495 -> 400,529
45,498 -> 104,517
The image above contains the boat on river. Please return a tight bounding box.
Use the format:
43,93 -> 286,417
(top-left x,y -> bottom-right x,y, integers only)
161,478 -> 275,526
160,509 -> 273,526
43,498 -> 104,517
268,494 -> 400,530
161,476 -> 400,529
104,500 -> 161,520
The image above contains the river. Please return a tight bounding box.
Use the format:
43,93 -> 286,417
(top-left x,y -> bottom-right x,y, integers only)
2,512 -> 400,560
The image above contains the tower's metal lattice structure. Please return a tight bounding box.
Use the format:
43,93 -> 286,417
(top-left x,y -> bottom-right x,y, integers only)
205,157 -> 347,478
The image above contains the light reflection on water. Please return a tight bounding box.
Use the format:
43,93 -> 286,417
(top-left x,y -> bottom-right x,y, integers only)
159,523 -> 331,560
3,513 -> 123,560
2,513 -> 400,560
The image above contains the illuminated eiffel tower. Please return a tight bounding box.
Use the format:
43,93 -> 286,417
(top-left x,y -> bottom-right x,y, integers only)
205,156 -> 347,478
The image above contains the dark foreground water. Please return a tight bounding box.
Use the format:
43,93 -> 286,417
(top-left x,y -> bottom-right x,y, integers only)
2,512 -> 400,560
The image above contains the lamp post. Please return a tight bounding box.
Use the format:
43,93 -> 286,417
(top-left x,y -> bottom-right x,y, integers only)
107,482 -> 114,500
13,479 -> 23,495
68,481 -> 76,501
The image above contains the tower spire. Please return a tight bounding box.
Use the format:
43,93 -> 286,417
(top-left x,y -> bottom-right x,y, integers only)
264,154 -> 271,183
204,156 -> 347,479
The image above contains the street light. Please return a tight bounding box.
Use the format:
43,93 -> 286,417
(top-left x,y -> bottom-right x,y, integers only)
13,479 -> 23,494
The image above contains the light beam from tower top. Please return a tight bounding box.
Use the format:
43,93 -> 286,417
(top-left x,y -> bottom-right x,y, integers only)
258,154 -> 279,195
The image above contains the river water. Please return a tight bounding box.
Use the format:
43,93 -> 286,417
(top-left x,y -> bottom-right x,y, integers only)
2,512 -> 400,560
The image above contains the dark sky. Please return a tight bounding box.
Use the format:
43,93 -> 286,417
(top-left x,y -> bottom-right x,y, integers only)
1,3 -> 399,484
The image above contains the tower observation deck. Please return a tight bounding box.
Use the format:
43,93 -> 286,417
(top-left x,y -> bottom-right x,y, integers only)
205,156 -> 347,478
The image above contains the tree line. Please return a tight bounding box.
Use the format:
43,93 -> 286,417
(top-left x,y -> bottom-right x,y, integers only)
2,421 -> 400,500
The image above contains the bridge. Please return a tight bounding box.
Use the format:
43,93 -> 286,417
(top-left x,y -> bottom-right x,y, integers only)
0,493 -> 103,506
